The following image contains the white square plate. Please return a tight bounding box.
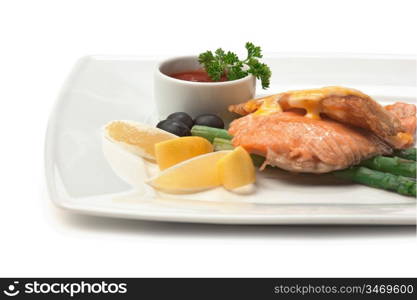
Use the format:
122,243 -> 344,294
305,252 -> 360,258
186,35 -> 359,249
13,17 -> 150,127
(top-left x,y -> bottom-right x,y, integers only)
45,54 -> 416,225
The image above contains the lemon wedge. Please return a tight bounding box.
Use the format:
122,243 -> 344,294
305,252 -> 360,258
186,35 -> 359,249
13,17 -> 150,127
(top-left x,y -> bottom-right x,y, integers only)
155,136 -> 213,170
148,151 -> 230,193
217,146 -> 256,190
104,120 -> 177,160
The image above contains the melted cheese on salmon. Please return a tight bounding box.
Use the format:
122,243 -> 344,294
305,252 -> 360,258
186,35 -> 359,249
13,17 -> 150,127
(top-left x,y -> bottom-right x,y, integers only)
279,86 -> 368,120
253,97 -> 282,116
246,87 -> 368,120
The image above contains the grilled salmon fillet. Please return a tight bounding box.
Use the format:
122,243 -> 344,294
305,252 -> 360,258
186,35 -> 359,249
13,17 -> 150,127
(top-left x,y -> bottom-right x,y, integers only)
228,87 -> 416,173
229,87 -> 414,149
229,112 -> 392,173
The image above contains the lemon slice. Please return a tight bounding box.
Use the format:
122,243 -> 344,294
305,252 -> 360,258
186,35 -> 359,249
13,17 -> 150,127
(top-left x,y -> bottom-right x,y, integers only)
217,146 -> 256,190
155,136 -> 214,170
148,151 -> 230,193
104,120 -> 177,160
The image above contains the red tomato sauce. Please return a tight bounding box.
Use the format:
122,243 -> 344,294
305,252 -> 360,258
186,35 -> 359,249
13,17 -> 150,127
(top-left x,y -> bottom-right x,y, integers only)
169,69 -> 227,82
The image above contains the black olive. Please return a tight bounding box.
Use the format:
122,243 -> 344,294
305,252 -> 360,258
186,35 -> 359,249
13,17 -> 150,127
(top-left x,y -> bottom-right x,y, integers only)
156,119 -> 191,136
167,112 -> 194,129
194,114 -> 224,129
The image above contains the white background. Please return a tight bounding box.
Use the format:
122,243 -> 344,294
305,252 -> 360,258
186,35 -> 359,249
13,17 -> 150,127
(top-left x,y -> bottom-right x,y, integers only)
0,0 -> 416,277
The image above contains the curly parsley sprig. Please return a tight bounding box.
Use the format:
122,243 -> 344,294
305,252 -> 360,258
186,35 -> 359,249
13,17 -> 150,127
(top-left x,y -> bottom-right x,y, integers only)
198,42 -> 271,89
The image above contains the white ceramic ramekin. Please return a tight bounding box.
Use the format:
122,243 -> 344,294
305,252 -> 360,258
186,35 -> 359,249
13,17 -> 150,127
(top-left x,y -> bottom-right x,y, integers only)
153,56 -> 256,120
